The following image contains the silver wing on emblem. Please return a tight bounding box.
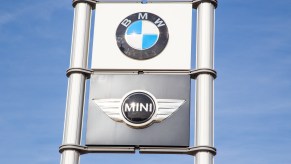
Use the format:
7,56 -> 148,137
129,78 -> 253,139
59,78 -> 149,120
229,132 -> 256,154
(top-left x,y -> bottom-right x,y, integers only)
92,99 -> 123,122
155,99 -> 186,122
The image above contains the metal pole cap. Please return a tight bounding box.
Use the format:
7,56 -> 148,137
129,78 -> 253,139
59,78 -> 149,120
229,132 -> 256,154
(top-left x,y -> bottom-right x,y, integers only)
72,0 -> 96,9
193,0 -> 218,9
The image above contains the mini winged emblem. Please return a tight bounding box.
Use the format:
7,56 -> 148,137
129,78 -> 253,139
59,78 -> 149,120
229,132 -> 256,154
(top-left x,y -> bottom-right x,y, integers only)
93,90 -> 185,128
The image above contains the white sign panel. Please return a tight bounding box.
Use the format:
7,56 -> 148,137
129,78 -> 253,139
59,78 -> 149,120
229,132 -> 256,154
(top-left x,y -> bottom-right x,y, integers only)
91,3 -> 192,70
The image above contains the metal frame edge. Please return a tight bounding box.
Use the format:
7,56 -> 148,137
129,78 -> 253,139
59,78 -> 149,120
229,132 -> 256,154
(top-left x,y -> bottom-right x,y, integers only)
59,144 -> 216,156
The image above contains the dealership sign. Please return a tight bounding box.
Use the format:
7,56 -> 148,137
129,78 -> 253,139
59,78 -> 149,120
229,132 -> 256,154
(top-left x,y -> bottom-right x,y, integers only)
61,1 -> 217,164
91,3 -> 192,70
86,2 -> 192,148
86,74 -> 190,147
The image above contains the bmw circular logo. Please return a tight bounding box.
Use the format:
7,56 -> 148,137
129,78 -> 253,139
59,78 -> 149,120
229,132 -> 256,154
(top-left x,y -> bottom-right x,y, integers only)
121,91 -> 156,127
116,12 -> 169,60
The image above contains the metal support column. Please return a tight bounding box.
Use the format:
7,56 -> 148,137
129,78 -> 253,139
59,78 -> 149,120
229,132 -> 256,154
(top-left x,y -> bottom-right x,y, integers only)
195,1 -> 216,164
60,2 -> 93,164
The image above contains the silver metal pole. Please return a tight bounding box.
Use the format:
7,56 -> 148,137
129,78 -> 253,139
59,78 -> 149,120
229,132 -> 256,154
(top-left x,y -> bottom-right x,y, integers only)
60,2 -> 92,164
195,2 -> 215,164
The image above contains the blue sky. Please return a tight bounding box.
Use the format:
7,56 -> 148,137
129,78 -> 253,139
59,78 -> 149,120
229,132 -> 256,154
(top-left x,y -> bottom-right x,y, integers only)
0,0 -> 291,164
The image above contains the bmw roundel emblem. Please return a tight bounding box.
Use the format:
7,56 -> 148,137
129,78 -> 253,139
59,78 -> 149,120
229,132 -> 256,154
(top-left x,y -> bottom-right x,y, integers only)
116,12 -> 169,60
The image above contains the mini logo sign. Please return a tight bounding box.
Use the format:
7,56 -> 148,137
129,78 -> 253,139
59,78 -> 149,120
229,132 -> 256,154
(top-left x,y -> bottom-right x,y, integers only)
93,90 -> 185,128
116,12 -> 169,60
121,91 -> 156,125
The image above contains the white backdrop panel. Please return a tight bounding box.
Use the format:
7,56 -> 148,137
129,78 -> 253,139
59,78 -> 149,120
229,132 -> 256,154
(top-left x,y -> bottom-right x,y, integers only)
91,3 -> 192,70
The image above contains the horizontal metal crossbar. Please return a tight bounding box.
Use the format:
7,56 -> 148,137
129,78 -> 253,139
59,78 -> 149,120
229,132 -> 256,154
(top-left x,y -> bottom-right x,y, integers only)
92,69 -> 191,75
94,0 -> 217,4
59,144 -> 135,154
66,68 -> 217,79
59,144 -> 216,156
139,146 -> 217,156
72,0 -> 218,9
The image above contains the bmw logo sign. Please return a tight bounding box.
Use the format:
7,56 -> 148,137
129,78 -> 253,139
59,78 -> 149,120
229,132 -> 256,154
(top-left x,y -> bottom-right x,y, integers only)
116,12 -> 169,60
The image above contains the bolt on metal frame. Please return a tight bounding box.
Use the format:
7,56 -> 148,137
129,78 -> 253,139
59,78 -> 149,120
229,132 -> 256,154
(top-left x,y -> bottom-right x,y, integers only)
60,0 -> 217,164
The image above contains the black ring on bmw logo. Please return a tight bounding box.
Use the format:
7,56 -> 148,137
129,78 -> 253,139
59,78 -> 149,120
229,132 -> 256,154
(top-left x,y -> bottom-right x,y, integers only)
116,12 -> 169,60
121,91 -> 156,125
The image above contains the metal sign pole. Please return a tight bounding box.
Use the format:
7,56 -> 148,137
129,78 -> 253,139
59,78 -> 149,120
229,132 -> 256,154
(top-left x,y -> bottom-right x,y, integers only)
195,1 -> 216,164
60,1 -> 93,164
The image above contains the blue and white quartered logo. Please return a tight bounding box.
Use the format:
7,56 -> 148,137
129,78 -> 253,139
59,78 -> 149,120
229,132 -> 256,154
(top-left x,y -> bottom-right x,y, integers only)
125,20 -> 159,50
116,12 -> 169,60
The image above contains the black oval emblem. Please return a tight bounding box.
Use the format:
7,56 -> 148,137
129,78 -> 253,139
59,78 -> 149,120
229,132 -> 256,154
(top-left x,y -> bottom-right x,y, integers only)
121,91 -> 156,125
116,12 -> 169,60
